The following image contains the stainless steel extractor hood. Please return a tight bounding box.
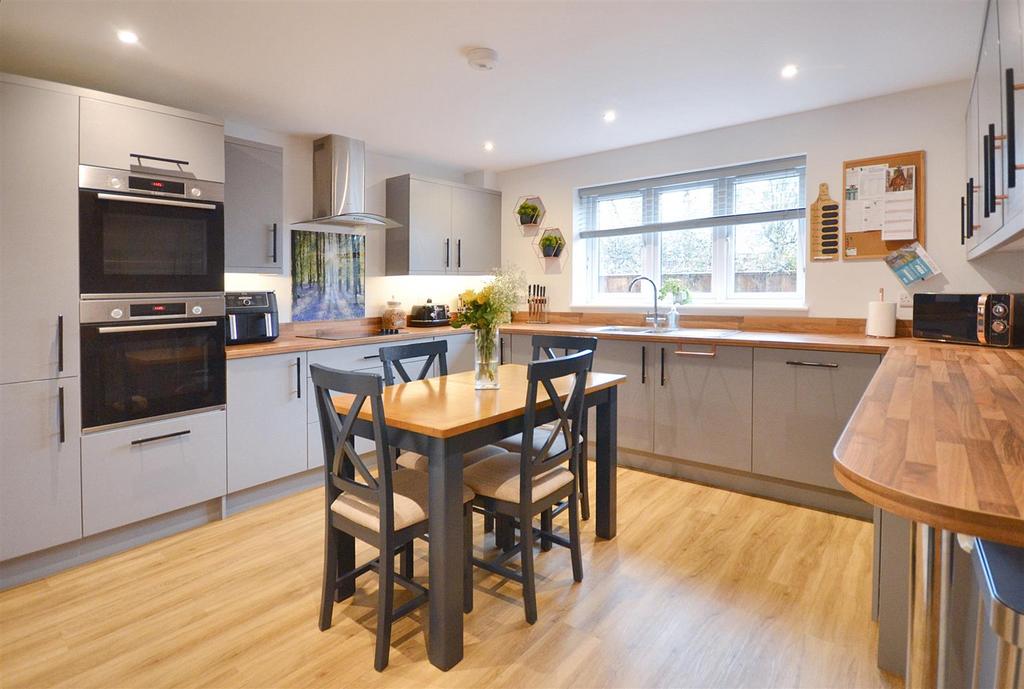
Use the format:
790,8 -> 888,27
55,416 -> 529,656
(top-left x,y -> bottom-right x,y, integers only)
295,134 -> 399,227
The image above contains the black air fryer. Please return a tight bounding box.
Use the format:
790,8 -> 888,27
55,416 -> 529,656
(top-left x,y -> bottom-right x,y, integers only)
225,291 -> 280,344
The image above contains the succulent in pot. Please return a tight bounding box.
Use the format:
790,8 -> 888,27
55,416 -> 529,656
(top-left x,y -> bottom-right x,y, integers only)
517,201 -> 540,226
539,233 -> 564,257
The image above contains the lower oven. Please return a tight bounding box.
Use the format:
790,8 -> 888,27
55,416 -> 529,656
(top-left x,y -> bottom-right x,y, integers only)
80,295 -> 226,431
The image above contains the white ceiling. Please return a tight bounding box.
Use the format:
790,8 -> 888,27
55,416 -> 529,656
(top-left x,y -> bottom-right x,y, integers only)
0,1 -> 984,171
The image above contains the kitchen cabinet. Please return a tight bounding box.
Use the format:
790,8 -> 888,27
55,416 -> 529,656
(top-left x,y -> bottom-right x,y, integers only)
751,348 -> 880,491
508,334 -> 532,365
0,378 -> 82,560
653,344 -> 753,472
441,332 -> 475,373
978,0 -> 1005,245
0,80 -> 80,384
967,81 -> 982,248
227,353 -> 306,492
224,137 -> 284,273
79,98 -> 225,182
592,339 -> 655,453
81,410 -> 227,536
385,174 -> 501,275
1000,0 -> 1024,222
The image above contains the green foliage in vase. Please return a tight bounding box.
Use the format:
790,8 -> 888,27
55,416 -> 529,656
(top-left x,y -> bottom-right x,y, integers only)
451,266 -> 526,381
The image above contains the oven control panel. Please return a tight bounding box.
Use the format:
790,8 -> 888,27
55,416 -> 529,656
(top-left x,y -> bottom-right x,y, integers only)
81,295 -> 225,324
78,165 -> 224,203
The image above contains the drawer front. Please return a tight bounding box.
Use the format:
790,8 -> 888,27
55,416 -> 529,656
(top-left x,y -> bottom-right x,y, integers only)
81,410 -> 226,536
752,348 -> 880,490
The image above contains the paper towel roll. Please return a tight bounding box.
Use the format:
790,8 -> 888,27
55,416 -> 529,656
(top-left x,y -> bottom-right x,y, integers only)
866,301 -> 897,338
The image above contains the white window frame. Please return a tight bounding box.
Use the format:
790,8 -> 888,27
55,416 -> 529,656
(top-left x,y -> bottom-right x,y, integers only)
577,157 -> 807,309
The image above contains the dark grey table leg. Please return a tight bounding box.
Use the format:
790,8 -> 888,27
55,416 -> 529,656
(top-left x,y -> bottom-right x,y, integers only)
595,386 -> 618,540
427,439 -> 465,670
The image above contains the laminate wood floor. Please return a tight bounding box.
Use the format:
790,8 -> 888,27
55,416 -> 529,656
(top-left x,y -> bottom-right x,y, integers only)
0,467 -> 901,689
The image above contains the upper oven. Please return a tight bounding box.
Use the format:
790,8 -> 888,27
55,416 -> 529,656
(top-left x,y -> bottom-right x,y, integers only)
79,164 -> 225,296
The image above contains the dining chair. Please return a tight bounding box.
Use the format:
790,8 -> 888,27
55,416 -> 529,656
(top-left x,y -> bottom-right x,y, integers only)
310,364 -> 475,672
462,349 -> 592,624
378,339 -> 505,472
495,335 -> 598,526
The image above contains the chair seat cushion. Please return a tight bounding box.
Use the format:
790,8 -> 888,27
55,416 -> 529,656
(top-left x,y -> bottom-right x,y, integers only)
396,444 -> 506,472
463,451 -> 574,504
331,467 -> 473,533
495,422 -> 578,455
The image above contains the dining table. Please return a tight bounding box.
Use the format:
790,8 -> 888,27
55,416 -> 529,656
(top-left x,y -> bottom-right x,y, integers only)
331,363 -> 626,671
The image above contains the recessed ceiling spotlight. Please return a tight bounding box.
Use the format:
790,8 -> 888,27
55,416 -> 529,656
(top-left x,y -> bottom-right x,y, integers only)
603,110 -> 617,123
117,29 -> 139,44
780,64 -> 799,79
483,141 -> 495,152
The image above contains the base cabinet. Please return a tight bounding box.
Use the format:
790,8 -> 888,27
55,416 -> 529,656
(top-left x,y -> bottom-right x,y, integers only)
81,410 -> 226,536
592,339 -> 655,453
227,354 -> 306,492
440,333 -> 475,373
0,378 -> 82,560
653,344 -> 753,471
752,348 -> 880,491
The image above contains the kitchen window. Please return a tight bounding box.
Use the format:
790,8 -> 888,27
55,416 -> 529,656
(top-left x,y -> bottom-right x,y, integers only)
577,156 -> 806,307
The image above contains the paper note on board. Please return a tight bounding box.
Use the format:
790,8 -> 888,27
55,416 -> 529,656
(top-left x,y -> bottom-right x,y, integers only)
845,163 -> 916,238
883,241 -> 940,285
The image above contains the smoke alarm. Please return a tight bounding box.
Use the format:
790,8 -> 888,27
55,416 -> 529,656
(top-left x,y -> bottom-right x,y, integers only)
467,47 -> 498,71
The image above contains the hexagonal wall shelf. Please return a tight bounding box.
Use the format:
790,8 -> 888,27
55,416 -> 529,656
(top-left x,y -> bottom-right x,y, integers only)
514,195 -> 546,233
536,227 -> 566,259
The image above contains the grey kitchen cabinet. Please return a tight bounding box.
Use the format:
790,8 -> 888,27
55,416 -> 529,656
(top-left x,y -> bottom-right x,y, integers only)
1000,0 -> 1024,223
385,174 -> 501,275
0,80 -> 80,384
977,0 -> 1006,245
451,185 -> 501,274
0,378 -> 82,560
653,344 -> 753,472
227,353 -> 306,492
967,80 -> 983,250
752,348 -> 880,491
441,333 -> 475,373
508,334 -> 532,365
79,98 -> 225,182
81,410 -> 226,536
592,339 -> 655,453
224,137 -> 284,273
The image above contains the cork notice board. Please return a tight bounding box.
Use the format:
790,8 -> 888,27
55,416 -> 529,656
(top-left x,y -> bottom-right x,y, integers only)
842,150 -> 925,260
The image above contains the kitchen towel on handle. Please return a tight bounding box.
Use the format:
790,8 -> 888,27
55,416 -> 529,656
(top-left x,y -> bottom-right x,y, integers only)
866,291 -> 897,338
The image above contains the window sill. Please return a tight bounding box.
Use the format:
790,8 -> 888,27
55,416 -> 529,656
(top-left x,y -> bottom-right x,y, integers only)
568,302 -> 809,315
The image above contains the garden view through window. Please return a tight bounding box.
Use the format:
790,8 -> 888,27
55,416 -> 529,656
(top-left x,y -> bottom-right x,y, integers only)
578,157 -> 806,305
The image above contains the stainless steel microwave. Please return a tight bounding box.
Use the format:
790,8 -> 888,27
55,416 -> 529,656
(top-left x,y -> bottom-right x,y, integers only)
912,293 -> 1023,347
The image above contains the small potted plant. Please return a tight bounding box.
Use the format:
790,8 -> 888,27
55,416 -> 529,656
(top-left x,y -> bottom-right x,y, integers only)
517,200 -> 540,226
658,278 -> 690,305
539,233 -> 564,257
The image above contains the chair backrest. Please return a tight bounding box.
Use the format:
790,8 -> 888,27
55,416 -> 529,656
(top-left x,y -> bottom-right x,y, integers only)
519,350 -> 594,501
531,335 -> 598,370
378,339 -> 448,386
310,364 -> 395,531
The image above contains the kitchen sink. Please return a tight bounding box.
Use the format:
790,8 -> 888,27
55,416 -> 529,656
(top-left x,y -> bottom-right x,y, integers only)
588,326 -> 741,338
590,326 -> 657,333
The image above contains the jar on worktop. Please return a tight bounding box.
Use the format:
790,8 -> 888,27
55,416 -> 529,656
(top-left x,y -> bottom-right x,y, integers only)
382,299 -> 406,329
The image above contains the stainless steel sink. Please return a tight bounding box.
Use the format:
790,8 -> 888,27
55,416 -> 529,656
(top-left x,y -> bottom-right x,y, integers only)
660,328 -> 741,338
588,326 -> 740,338
589,326 -> 658,333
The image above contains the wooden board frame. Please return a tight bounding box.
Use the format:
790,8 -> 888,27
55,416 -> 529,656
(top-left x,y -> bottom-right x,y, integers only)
842,150 -> 925,260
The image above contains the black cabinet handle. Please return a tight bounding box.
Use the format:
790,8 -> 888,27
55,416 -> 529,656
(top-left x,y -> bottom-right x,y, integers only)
131,429 -> 190,446
500,337 -> 505,365
660,347 -> 665,386
988,123 -> 998,212
271,223 -> 278,263
967,179 -> 975,238
296,356 -> 302,398
457,239 -> 462,269
984,133 -> 992,218
786,360 -> 839,369
58,386 -> 65,444
641,345 -> 646,384
1008,69 -> 1017,189
444,238 -> 450,269
57,314 -> 64,373
961,196 -> 966,245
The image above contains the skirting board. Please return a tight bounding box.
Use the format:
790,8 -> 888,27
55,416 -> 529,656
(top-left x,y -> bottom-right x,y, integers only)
0,468 -> 322,591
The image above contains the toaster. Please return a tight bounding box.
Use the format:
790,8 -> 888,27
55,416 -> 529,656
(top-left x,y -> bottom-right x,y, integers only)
408,300 -> 450,327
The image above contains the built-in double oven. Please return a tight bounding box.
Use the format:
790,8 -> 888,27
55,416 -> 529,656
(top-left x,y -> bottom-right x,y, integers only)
79,162 -> 227,431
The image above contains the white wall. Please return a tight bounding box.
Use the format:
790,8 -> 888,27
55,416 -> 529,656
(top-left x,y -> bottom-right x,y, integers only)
496,81 -> 1024,319
223,122 -> 489,322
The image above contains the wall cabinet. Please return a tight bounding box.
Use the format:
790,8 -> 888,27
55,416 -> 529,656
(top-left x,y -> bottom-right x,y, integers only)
653,345 -> 753,472
79,98 -> 225,182
0,378 -> 82,560
0,80 -> 80,384
751,348 -> 881,491
224,137 -> 284,273
385,175 -> 501,275
227,353 -> 306,492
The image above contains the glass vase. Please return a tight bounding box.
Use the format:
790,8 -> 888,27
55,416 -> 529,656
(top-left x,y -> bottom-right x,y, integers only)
474,326 -> 500,389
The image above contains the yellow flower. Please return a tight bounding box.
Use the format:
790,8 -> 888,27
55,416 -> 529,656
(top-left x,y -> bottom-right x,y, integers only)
460,289 -> 476,304
476,294 -> 487,305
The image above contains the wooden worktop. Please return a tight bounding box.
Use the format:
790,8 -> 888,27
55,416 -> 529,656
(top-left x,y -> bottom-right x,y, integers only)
226,325 -> 465,360
834,342 -> 1024,547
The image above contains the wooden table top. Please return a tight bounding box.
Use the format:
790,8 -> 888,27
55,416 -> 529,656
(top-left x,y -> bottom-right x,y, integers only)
331,364 -> 626,439
834,342 -> 1024,546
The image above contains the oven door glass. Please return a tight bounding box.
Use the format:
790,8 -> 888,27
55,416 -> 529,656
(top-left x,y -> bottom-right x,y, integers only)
80,318 -> 226,429
80,190 -> 225,294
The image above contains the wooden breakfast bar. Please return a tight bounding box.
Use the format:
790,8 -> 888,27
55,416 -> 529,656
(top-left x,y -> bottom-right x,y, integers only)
834,342 -> 1024,688
332,364 -> 626,670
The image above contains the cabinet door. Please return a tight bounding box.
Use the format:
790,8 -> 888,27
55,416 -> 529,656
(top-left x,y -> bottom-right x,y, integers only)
0,378 -> 82,560
653,344 -> 753,472
592,339 -> 655,453
1000,0 -> 1024,221
452,186 -> 501,274
224,138 -> 284,273
227,354 -> 306,492
978,1 -> 1006,243
509,335 -> 533,364
440,333 -> 475,373
408,179 -> 452,273
752,349 -> 880,491
0,82 -> 80,384
79,98 -> 225,182
967,80 -> 983,250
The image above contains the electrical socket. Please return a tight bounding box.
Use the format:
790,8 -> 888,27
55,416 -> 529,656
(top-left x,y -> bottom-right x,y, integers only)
898,293 -> 913,309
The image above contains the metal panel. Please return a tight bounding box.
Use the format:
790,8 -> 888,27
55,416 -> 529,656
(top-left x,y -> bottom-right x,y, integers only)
0,378 -> 82,560
0,82 -> 80,383
224,138 -> 283,273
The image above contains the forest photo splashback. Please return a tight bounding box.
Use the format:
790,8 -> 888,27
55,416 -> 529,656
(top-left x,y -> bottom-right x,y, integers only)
291,230 -> 365,321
